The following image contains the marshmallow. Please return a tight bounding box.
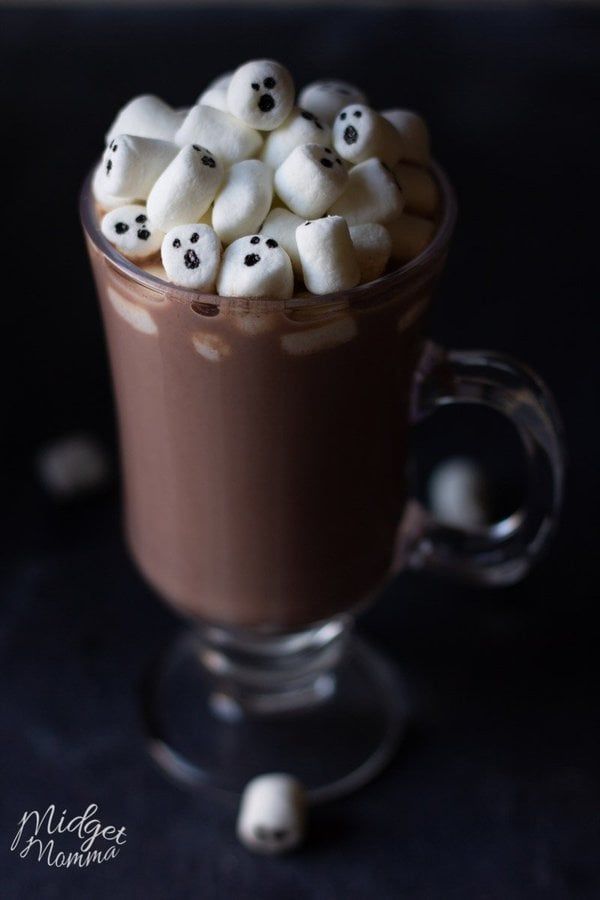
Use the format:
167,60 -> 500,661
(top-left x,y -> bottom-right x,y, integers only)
101,205 -> 163,260
106,95 -> 186,145
175,104 -> 263,166
329,157 -> 405,225
237,774 -> 306,855
197,72 -> 232,112
161,224 -> 221,290
217,234 -> 293,299
212,160 -> 273,245
332,104 -> 404,168
282,315 -> 357,356
387,214 -> 436,263
261,107 -> 330,169
37,434 -> 110,499
274,144 -> 348,218
227,59 -> 294,131
259,208 -> 304,275
381,109 -> 430,165
393,163 -> 439,218
92,163 -> 136,211
349,223 -> 392,283
295,216 -> 360,295
107,286 -> 158,335
298,80 -> 367,125
428,457 -> 489,530
192,332 -> 231,362
146,144 -> 223,232
98,135 -> 178,201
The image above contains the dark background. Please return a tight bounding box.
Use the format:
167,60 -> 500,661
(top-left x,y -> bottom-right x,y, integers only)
1,5 -> 599,898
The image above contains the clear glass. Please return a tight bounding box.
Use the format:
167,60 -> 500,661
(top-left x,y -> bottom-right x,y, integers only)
81,163 -> 564,800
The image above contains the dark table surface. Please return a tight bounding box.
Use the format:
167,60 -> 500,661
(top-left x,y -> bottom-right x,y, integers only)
1,6 -> 599,899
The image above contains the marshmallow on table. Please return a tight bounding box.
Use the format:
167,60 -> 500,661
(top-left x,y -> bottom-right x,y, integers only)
261,107 -> 330,169
329,157 -> 405,225
260,208 -> 304,275
212,160 -> 273,245
147,144 -> 223,232
387,213 -> 436,263
298,80 -> 367,125
217,234 -> 293,299
332,104 -> 404,168
393,162 -> 439,218
227,59 -> 294,131
175,104 -> 263,166
349,223 -> 392,283
274,144 -> 348,218
92,163 -> 136,211
106,95 -> 186,145
237,774 -> 307,855
381,109 -> 430,165
101,205 -> 163,260
97,135 -> 178,201
161,223 -> 221,290
197,71 -> 232,112
296,216 -> 360,295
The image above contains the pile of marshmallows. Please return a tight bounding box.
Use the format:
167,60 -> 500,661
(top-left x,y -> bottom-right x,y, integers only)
95,59 -> 439,300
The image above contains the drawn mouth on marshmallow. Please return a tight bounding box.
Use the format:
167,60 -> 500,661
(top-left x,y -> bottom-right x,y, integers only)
107,287 -> 158,335
344,125 -> 359,144
184,249 -> 200,269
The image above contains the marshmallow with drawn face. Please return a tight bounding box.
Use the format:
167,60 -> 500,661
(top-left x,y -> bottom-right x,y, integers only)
98,135 -> 178,201
212,160 -> 273,245
393,162 -> 439,218
298,80 -> 367,125
175,105 -> 263,166
274,144 -> 348,219
259,208 -> 304,275
101,205 -> 163,260
161,223 -> 221,290
92,163 -> 136,211
237,774 -> 307,855
296,215 -> 360,295
387,213 -> 436,263
329,157 -> 405,225
227,59 -> 295,131
106,95 -> 186,145
146,144 -> 223,232
349,223 -> 392,283
217,234 -> 293,299
197,72 -> 233,112
261,107 -> 330,169
381,109 -> 430,166
333,104 -> 404,168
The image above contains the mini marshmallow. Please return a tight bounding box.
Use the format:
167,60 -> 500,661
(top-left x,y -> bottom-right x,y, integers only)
393,163 -> 439,218
227,59 -> 294,131
261,107 -> 330,169
237,774 -> 306,855
260,208 -> 304,275
175,105 -> 263,166
92,163 -> 136,211
428,457 -> 489,530
296,216 -> 360,295
106,95 -> 186,145
274,144 -> 348,218
298,80 -> 367,125
98,135 -> 178,201
212,160 -> 273,245
329,157 -> 405,225
37,434 -> 110,499
101,205 -> 163,260
197,72 -> 232,112
381,109 -> 430,165
387,213 -> 436,263
217,234 -> 293,299
146,144 -> 223,232
349,223 -> 392,283
332,104 -> 404,168
161,224 -> 221,290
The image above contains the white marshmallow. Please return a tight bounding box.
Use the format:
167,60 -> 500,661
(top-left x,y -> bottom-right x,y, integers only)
428,457 -> 489,530
261,107 -> 330,169
388,214 -> 436,263
175,104 -> 263,166
349,223 -> 392,283
274,144 -> 348,218
106,95 -> 186,145
259,208 -> 304,275
101,205 -> 163,260
161,224 -> 221,290
92,163 -> 136,211
295,216 -> 360,295
282,316 -> 357,356
192,332 -> 231,362
298,80 -> 367,125
329,157 -> 405,225
332,104 -> 404,168
381,109 -> 430,165
393,162 -> 439,218
98,135 -> 178,201
217,234 -> 293,299
197,72 -> 232,112
227,59 -> 294,131
237,774 -> 306,855
37,434 -> 110,499
107,287 -> 158,335
146,144 -> 223,232
212,160 -> 273,245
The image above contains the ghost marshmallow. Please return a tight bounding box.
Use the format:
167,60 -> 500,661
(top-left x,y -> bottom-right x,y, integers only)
296,216 -> 360,295
101,205 -> 163,260
349,223 -> 392,283
381,109 -> 430,165
261,107 -> 330,169
146,144 -> 223,232
298,80 -> 367,125
212,159 -> 273,245
175,105 -> 263,166
329,157 -> 405,225
106,94 -> 187,145
260,207 -> 304,275
98,135 -> 178,201
217,234 -> 294,299
92,163 -> 136,211
274,144 -> 348,218
161,223 -> 221,290
333,104 -> 404,168
237,774 -> 307,855
227,59 -> 294,131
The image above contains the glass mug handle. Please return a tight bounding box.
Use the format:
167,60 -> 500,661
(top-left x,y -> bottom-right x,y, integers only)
396,342 -> 565,585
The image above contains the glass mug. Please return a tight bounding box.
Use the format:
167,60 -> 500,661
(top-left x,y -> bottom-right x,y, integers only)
81,165 -> 564,801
